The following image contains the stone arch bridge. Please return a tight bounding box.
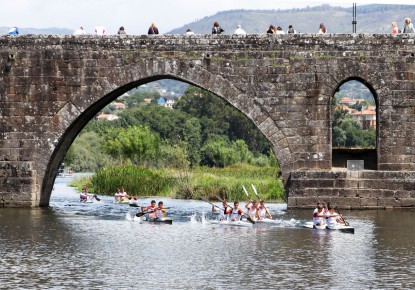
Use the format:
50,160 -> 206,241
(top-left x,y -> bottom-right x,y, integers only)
1,34 -> 415,208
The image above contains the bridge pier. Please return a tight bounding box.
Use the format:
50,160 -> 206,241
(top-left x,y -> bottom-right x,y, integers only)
288,170 -> 415,209
0,161 -> 37,207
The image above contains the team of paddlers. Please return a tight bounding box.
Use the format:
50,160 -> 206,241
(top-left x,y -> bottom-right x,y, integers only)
212,199 -> 272,222
313,201 -> 345,227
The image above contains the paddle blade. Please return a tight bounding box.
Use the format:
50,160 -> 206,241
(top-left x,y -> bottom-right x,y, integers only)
242,185 -> 250,198
246,216 -> 256,224
135,211 -> 146,217
251,184 -> 260,199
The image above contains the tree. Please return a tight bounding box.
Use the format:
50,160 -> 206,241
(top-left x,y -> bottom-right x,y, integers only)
63,131 -> 112,171
102,126 -> 161,166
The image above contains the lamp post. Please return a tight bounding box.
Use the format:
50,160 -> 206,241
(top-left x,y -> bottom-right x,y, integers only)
352,3 -> 357,33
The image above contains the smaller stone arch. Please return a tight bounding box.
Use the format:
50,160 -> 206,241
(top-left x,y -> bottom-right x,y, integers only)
329,76 -> 379,170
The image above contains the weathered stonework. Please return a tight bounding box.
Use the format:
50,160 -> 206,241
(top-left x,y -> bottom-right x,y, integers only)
1,34 -> 415,208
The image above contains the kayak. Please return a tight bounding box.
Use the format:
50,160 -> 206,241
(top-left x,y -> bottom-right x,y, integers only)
142,217 -> 173,225
114,199 -> 130,204
255,218 -> 278,224
303,221 -> 354,234
210,220 -> 253,227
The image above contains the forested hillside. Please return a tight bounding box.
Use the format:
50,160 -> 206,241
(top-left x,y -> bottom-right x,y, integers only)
168,4 -> 415,34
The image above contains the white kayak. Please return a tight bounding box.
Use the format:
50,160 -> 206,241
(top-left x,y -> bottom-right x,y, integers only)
254,218 -> 278,224
303,221 -> 354,234
210,220 -> 253,227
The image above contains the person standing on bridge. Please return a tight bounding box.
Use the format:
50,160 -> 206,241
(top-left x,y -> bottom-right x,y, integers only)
8,27 -> 19,35
148,23 -> 159,35
234,24 -> 246,35
95,25 -> 106,36
318,23 -> 327,34
118,26 -> 126,35
185,29 -> 195,35
212,21 -> 224,34
403,18 -> 415,34
391,22 -> 399,34
267,25 -> 276,34
287,25 -> 296,34
73,26 -> 86,35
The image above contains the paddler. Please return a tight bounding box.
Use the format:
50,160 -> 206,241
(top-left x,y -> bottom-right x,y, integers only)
212,199 -> 232,221
120,186 -> 129,201
258,200 -> 272,220
313,201 -> 327,226
141,200 -> 157,219
230,200 -> 244,221
80,188 -> 89,202
245,199 -> 260,221
114,188 -> 122,202
156,201 -> 167,219
326,204 -> 344,226
129,197 -> 139,207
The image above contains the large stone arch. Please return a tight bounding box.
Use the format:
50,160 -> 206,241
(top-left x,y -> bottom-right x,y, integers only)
40,64 -> 294,206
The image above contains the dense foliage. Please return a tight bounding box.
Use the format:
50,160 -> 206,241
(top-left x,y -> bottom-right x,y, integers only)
67,85 -> 274,170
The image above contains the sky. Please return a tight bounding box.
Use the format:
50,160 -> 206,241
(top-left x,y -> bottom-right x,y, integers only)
1,0 -> 414,34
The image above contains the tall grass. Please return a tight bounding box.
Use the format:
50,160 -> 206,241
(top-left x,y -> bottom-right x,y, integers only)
69,164 -> 285,202
172,164 -> 284,202
91,165 -> 173,196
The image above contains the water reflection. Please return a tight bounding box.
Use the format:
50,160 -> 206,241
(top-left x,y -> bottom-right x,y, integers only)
0,178 -> 414,288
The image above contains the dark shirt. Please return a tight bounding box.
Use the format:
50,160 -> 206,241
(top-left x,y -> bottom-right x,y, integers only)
148,27 -> 159,34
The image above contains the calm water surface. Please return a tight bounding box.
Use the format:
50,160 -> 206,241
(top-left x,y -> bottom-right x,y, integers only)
1,175 -> 415,289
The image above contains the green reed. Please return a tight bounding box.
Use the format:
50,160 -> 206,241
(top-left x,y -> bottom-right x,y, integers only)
69,164 -> 285,202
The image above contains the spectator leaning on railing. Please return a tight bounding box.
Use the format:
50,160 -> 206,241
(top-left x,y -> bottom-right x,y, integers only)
403,18 -> 415,33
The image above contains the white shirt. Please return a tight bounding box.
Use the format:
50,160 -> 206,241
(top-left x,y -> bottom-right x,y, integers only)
95,26 -> 106,36
258,207 -> 267,219
234,27 -> 246,35
326,211 -> 340,226
313,208 -> 326,226
73,28 -> 86,35
230,208 -> 242,221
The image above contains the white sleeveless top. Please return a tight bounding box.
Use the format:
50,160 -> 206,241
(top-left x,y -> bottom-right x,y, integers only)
258,207 -> 267,219
218,207 -> 229,220
230,208 -> 242,221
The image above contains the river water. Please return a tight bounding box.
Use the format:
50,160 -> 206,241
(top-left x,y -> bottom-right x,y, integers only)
1,176 -> 415,289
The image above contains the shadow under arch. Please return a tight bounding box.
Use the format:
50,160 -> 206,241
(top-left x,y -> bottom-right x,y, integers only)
40,74 -> 288,206
329,76 -> 379,170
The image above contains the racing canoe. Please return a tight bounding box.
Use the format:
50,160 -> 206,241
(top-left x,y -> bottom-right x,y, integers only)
303,221 -> 354,234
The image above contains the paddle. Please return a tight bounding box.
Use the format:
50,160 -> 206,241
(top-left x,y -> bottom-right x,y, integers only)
336,208 -> 350,226
93,194 -> 100,202
136,210 -> 155,218
242,185 -> 251,200
251,184 -> 272,219
135,207 -> 171,217
214,195 -> 255,224
243,185 -> 259,221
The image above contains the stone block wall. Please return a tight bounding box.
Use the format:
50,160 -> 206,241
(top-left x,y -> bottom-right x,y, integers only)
288,170 -> 415,209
